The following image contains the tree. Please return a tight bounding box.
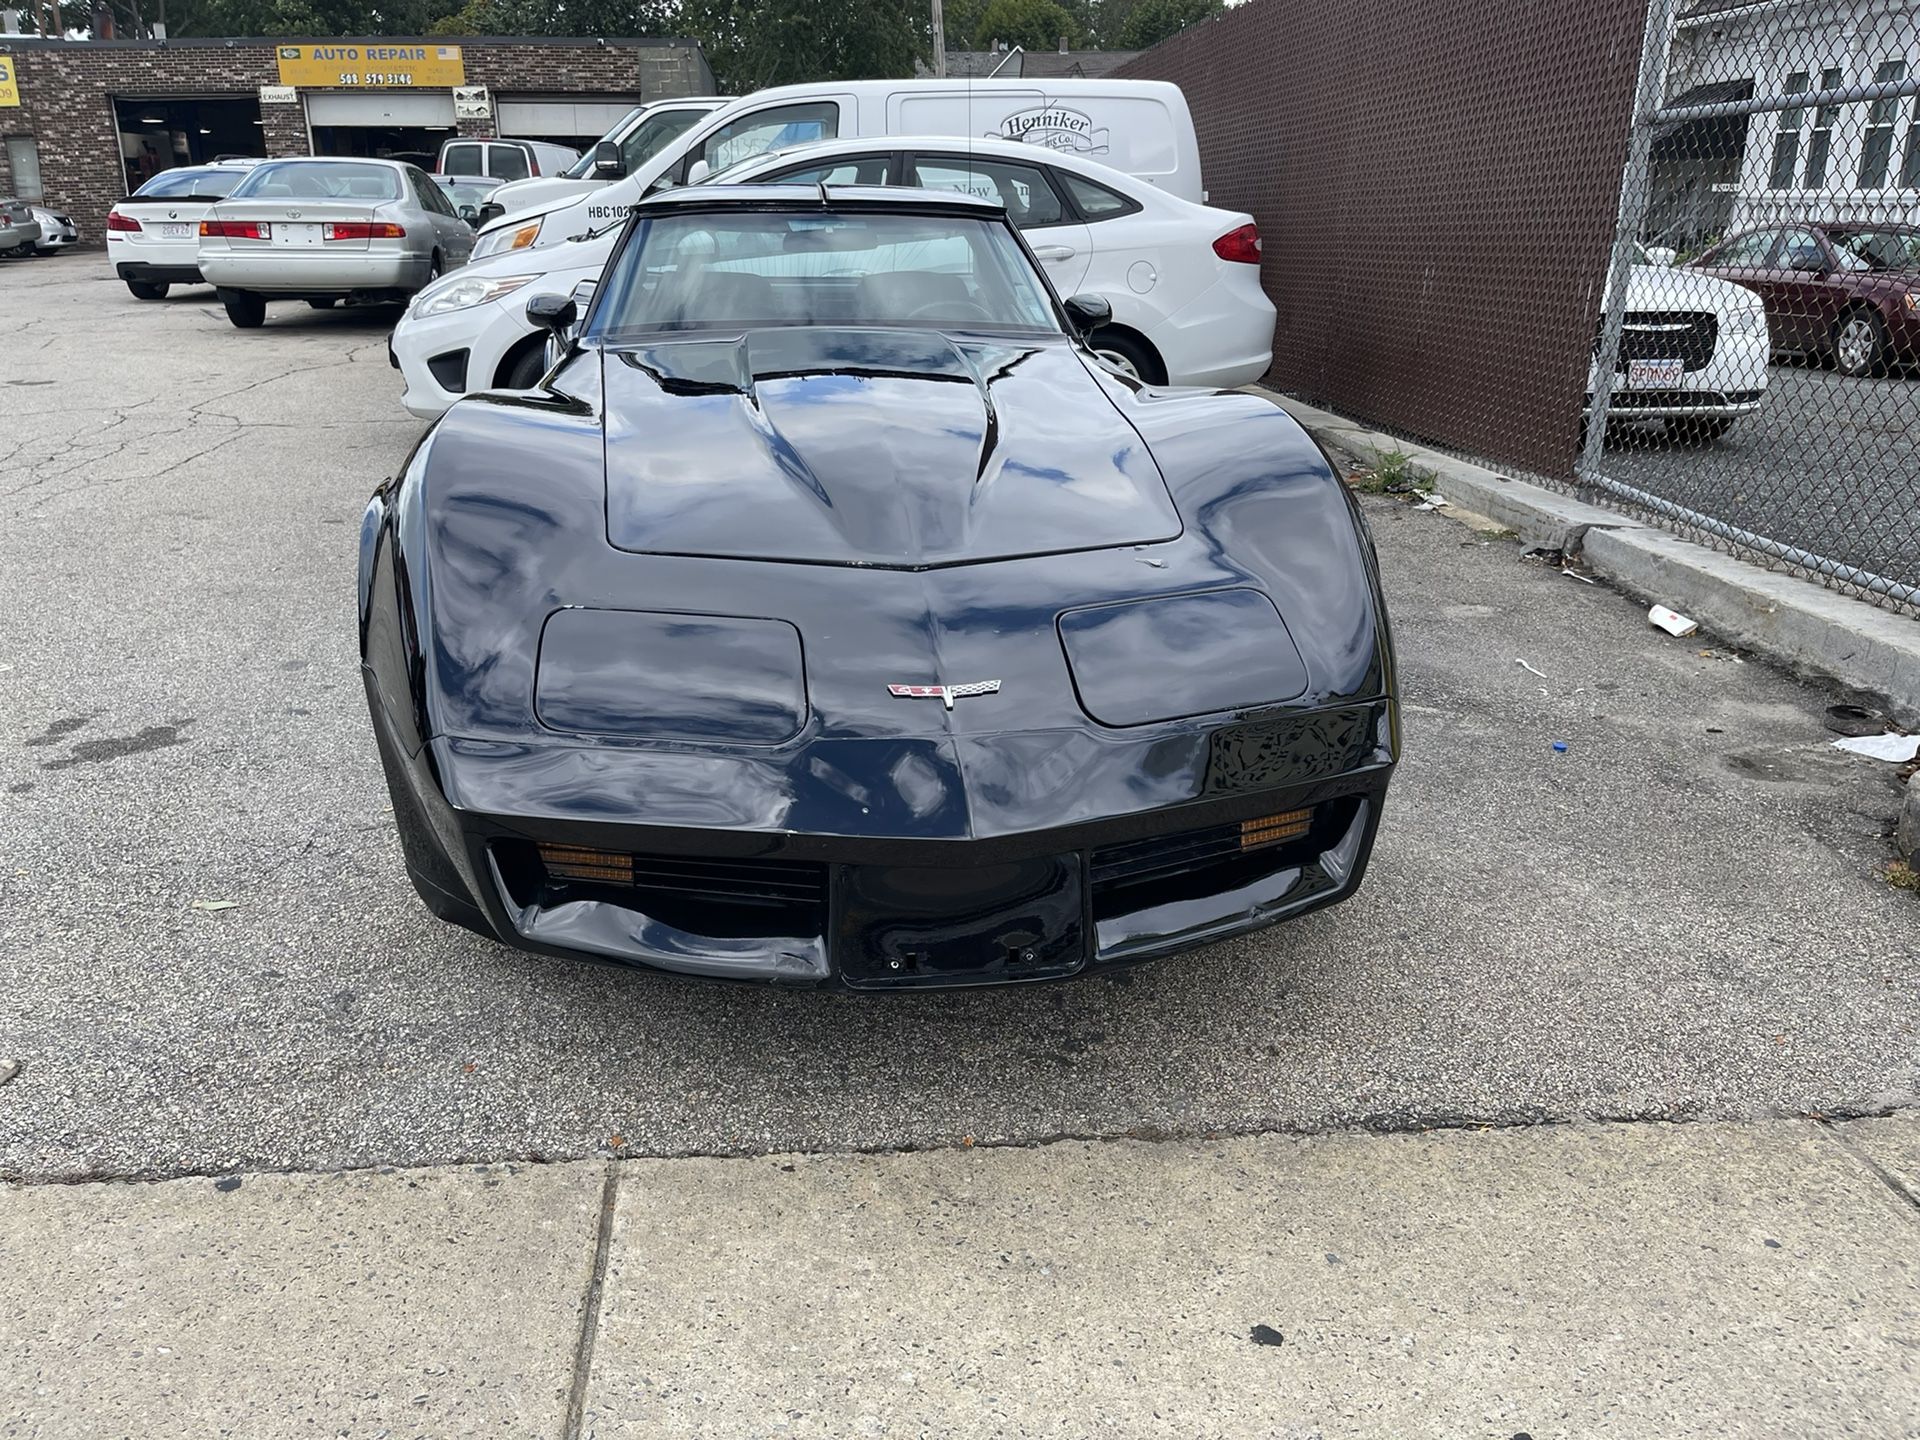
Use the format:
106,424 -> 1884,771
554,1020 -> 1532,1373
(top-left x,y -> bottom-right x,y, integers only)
1115,0 -> 1218,49
972,0 -> 1077,53
677,0 -> 925,92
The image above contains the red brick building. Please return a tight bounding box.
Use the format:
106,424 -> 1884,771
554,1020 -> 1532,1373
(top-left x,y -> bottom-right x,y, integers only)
0,34 -> 714,242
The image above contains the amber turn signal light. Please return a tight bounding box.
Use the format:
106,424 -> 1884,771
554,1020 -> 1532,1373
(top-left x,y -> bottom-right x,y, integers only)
1239,808 -> 1313,851
536,842 -> 633,884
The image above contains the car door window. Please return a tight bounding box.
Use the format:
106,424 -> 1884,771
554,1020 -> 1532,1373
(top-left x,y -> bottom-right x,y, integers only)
760,154 -> 891,187
1708,229 -> 1779,267
413,169 -> 457,217
1774,228 -> 1825,272
489,145 -> 531,182
908,156 -> 1066,230
1056,170 -> 1140,223
441,143 -> 482,177
696,102 -> 840,175
619,108 -> 708,173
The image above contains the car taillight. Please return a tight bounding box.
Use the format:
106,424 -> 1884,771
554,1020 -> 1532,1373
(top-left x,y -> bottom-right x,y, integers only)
1212,223 -> 1262,264
322,222 -> 407,240
106,210 -> 142,233
200,219 -> 271,239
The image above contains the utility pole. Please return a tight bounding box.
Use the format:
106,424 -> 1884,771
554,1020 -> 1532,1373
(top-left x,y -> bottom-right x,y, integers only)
930,0 -> 946,76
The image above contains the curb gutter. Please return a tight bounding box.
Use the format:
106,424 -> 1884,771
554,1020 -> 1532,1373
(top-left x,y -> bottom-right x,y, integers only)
1262,389 -> 1920,729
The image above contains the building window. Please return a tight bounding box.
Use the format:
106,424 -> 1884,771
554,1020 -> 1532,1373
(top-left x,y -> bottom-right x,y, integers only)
1858,59 -> 1907,188
1768,70 -> 1810,188
1803,66 -> 1843,188
1904,92 -> 1920,187
4,136 -> 43,201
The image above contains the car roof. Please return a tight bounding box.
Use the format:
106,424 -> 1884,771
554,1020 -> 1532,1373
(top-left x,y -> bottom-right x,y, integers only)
640,183 -> 1005,214
250,154 -> 404,168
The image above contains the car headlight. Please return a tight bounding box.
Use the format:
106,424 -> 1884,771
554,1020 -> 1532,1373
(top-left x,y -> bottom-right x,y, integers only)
1725,306 -> 1768,337
1903,292 -> 1920,316
472,215 -> 543,260
411,273 -> 538,318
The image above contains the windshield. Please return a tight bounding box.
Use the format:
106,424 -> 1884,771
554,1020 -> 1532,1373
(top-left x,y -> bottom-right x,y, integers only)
132,167 -> 243,201
1827,228 -> 1920,271
229,161 -> 402,202
587,207 -> 1060,338
436,178 -> 501,208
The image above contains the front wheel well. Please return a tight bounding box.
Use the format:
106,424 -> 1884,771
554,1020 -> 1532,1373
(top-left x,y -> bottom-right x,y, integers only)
494,330 -> 551,389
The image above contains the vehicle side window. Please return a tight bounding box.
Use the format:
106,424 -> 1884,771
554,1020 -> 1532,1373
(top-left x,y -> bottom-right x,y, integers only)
1707,229 -> 1779,267
489,144 -> 531,182
1775,228 -> 1825,271
762,154 -> 891,187
411,169 -> 455,216
1056,170 -> 1140,222
908,156 -> 1065,229
620,108 -> 708,172
697,102 -> 839,175
441,143 -> 482,177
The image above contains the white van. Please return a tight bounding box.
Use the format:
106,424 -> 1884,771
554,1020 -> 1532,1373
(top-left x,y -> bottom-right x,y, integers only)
478,97 -> 726,221
470,78 -> 1202,259
434,136 -> 581,182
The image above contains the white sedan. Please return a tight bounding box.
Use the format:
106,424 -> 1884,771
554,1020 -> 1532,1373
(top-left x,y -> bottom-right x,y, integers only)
104,161 -> 260,299
390,135 -> 1276,419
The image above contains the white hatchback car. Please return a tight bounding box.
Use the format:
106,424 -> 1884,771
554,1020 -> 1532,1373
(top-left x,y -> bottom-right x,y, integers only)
391,135 -> 1276,418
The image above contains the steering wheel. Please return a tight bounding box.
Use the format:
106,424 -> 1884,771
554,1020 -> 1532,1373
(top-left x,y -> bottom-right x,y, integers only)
907,299 -> 996,323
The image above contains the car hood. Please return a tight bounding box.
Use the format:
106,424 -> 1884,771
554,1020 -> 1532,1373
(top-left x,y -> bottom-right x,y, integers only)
1630,262 -> 1759,314
599,327 -> 1183,568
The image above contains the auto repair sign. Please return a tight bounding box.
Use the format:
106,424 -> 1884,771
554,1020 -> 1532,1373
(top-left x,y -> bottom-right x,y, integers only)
0,55 -> 20,108
275,43 -> 465,88
996,103 -> 1108,155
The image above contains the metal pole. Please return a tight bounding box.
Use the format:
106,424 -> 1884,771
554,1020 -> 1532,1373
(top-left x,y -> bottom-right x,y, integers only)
931,0 -> 946,76
1579,0 -> 1679,480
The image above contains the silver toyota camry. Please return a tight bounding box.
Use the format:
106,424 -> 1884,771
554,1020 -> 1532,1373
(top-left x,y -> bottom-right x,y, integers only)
197,157 -> 474,329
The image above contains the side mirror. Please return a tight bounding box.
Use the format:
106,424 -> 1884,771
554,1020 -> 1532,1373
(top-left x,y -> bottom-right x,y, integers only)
476,201 -> 505,227
1644,245 -> 1676,268
686,158 -> 712,186
1062,293 -> 1112,336
591,140 -> 625,180
526,292 -> 577,338
543,279 -> 598,367
458,204 -> 477,226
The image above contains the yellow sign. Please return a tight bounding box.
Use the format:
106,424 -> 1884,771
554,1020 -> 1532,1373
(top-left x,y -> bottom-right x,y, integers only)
0,55 -> 21,108
275,43 -> 465,88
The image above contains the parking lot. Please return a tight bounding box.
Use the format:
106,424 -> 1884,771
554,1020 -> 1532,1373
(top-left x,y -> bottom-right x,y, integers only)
1604,361 -> 1920,595
1,257 -> 1917,1186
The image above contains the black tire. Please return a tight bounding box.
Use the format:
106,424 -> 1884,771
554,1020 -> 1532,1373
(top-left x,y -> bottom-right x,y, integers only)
1665,416 -> 1735,443
1086,328 -> 1167,385
126,279 -> 170,300
306,297 -> 338,310
501,343 -> 550,390
219,288 -> 267,329
1831,309 -> 1889,378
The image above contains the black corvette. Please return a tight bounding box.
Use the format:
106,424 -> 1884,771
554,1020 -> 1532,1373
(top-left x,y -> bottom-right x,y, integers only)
359,184 -> 1398,989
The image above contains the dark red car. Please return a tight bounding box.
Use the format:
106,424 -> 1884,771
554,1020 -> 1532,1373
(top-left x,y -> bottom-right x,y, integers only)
1688,222 -> 1920,377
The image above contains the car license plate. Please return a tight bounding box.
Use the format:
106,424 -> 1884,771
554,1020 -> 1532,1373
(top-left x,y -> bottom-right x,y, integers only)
159,222 -> 191,239
1626,358 -> 1684,389
275,223 -> 324,247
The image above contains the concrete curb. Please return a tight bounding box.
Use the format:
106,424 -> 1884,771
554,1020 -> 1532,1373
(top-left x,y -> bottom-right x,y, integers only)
1264,390 -> 1920,729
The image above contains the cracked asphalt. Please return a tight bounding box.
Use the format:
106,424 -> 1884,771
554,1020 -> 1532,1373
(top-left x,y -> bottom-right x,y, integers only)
1,257 -> 1916,1184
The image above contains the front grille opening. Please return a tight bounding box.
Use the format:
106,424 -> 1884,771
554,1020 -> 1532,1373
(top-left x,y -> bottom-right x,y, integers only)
426,347 -> 470,394
1089,798 -> 1359,922
1598,310 -> 1719,372
495,840 -> 828,941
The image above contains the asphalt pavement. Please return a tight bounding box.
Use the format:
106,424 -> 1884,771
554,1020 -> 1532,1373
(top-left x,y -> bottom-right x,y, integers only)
1,257 -> 1916,1185
1601,359 -> 1920,593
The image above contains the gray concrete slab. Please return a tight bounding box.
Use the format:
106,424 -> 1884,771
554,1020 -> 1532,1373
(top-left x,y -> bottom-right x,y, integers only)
0,1159 -> 605,1437
1,262 -> 1916,1185
1840,1111 -> 1920,1204
584,1121 -> 1920,1438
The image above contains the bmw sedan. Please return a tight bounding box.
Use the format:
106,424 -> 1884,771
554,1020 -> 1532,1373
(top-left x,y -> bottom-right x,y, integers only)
360,185 -> 1397,988
198,157 -> 474,328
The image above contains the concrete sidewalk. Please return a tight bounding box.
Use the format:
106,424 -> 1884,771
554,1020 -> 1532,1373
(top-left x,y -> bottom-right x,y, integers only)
6,1117 -> 1917,1438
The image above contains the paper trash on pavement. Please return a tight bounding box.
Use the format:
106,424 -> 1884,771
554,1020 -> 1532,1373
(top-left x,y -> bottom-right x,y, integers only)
1830,732 -> 1920,762
1648,604 -> 1698,637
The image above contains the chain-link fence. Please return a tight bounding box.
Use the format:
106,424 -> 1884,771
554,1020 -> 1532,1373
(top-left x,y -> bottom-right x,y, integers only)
1119,0 -> 1920,612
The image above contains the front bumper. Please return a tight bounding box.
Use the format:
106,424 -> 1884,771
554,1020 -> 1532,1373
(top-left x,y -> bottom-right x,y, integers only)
199,248 -> 432,297
392,295 -> 528,419
1585,321 -> 1769,419
370,689 -> 1394,989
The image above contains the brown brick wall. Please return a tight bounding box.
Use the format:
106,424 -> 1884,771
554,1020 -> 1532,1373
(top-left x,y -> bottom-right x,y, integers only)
1116,0 -> 1651,480
0,36 -> 708,244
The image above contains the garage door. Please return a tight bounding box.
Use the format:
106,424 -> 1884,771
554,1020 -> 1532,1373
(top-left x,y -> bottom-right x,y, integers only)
496,97 -> 638,138
306,91 -> 457,127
